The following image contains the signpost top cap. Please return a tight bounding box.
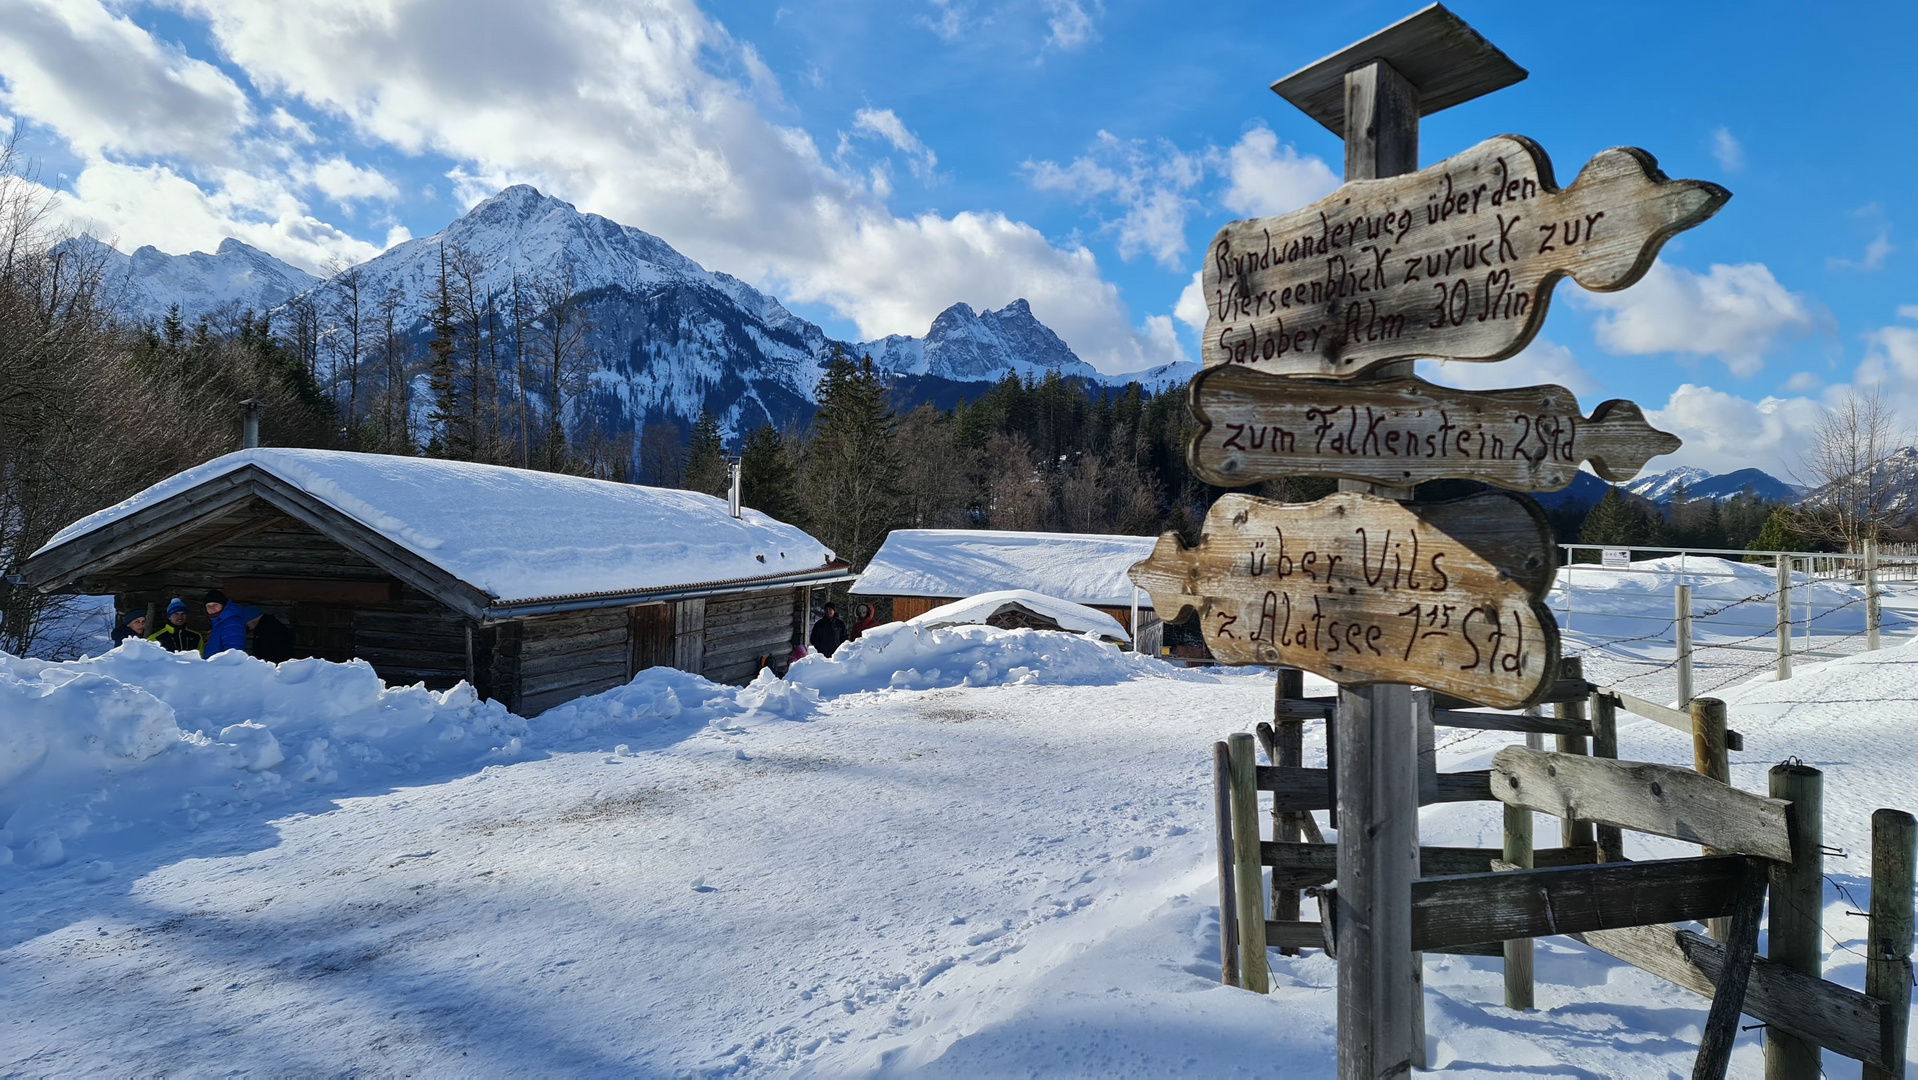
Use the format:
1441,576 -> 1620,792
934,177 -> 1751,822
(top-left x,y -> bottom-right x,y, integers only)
1270,3 -> 1527,136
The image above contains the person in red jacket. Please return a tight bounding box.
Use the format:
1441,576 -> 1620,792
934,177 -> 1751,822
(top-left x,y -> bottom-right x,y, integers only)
849,602 -> 882,640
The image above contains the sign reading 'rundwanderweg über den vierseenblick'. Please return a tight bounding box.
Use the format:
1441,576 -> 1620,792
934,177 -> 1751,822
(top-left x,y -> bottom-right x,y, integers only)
1202,134 -> 1728,378
1186,365 -> 1681,491
1129,491 -> 1561,708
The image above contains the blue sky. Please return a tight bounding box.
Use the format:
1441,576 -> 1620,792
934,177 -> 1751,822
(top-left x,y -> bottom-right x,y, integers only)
2,0 -> 1914,476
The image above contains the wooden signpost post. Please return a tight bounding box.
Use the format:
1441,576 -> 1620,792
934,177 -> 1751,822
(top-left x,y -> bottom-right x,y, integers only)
1125,6 -> 1737,1078
1132,491 -> 1559,708
1188,366 -> 1681,490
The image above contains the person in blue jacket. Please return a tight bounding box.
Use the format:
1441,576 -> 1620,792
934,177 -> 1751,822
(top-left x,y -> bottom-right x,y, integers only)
202,589 -> 261,657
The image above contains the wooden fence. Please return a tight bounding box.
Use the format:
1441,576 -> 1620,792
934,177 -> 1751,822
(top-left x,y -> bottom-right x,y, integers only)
1214,659 -> 1915,1080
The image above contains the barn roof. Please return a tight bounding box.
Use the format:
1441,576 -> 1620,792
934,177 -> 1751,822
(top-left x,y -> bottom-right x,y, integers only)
28,449 -> 847,616
851,529 -> 1157,609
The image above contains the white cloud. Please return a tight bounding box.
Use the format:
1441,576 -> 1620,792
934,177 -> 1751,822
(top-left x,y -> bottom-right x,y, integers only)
1417,338 -> 1602,399
851,107 -> 936,179
0,0 -> 251,160
1220,126 -> 1338,219
1174,269 -> 1206,337
921,0 -> 965,42
1581,259 -> 1819,377
1710,126 -> 1744,173
308,157 -> 400,203
1647,383 -> 1825,476
48,159 -> 382,269
1043,0 -> 1101,50
1829,206 -> 1893,272
1026,130 -> 1205,269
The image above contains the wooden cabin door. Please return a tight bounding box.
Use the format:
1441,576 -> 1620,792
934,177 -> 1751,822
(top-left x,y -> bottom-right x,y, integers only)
630,603 -> 674,674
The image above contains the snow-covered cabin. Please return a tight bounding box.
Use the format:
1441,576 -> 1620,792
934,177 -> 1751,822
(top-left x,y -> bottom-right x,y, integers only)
21,450 -> 852,714
851,529 -> 1162,652
904,590 -> 1133,643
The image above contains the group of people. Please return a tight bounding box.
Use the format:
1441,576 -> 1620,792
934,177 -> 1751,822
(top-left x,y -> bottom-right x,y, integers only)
803,601 -> 881,659
112,589 -> 295,661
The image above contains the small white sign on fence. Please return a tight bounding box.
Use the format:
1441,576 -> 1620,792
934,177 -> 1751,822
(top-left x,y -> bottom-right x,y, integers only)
1602,548 -> 1631,569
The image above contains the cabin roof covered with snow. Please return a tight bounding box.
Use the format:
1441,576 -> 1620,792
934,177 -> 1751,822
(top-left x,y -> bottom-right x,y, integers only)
852,529 -> 1156,609
28,449 -> 846,614
904,589 -> 1131,641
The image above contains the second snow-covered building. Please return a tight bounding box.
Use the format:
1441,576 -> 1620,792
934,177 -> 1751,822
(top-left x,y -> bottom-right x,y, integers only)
21,449 -> 852,713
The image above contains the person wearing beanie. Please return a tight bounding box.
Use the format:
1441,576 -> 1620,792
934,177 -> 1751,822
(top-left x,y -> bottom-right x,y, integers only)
203,588 -> 260,657
148,598 -> 205,655
111,612 -> 148,646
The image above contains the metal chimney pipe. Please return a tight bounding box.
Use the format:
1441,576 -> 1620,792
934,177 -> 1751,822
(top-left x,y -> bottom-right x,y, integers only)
728,458 -> 742,518
241,398 -> 265,449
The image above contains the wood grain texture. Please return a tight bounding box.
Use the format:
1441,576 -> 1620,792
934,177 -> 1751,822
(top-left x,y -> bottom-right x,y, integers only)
1261,840 -> 1597,889
1576,923 -> 1894,1069
1316,855 -> 1756,952
1201,135 -> 1729,378
1866,809 -> 1915,1080
1491,746 -> 1792,862
1766,764 -> 1824,1079
1258,765 -> 1491,809
1693,863 -> 1767,1080
1129,490 -> 1559,708
1189,367 -> 1680,490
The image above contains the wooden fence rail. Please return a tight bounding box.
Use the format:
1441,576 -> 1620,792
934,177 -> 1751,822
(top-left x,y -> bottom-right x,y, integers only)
1222,663 -> 1914,1080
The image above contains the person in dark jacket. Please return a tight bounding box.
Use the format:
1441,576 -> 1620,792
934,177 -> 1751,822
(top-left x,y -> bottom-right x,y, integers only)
148,598 -> 205,655
809,603 -> 849,657
111,612 -> 148,646
251,612 -> 296,662
202,589 -> 261,657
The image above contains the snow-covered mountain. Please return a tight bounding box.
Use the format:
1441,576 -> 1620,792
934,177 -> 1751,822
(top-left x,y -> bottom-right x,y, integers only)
854,299 -> 1099,382
1625,465 -> 1796,505
84,185 -> 1178,442
1799,446 -> 1918,522
58,234 -> 320,326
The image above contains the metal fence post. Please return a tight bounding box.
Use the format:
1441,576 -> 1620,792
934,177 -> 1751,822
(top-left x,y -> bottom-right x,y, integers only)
1867,540 -> 1882,652
1675,582 -> 1693,706
1776,555 -> 1793,680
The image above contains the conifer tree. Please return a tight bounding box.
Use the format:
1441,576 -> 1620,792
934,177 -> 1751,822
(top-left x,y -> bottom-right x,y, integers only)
803,349 -> 902,569
739,422 -> 799,524
683,409 -> 729,496
424,245 -> 467,459
1579,485 -> 1662,549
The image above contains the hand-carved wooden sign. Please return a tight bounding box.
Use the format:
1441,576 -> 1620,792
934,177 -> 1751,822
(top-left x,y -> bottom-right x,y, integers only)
1202,134 -> 1729,378
1129,490 -> 1560,708
1188,365 -> 1681,491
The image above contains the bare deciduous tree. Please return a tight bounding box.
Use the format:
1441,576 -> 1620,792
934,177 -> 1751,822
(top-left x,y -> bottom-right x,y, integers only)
1794,385 -> 1912,551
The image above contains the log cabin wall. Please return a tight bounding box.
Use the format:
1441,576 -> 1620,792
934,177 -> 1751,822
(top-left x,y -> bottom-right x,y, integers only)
702,588 -> 801,684
513,608 -> 633,717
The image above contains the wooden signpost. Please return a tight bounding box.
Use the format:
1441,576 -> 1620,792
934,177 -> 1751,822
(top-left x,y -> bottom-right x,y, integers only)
1201,134 -> 1729,379
1131,490 -> 1558,709
1127,6 -> 1744,1079
1188,365 -> 1681,490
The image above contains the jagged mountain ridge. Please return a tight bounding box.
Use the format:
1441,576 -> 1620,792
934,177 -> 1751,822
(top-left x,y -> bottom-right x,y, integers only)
1626,465 -> 1798,505
78,185 -> 1142,441
59,234 -> 320,325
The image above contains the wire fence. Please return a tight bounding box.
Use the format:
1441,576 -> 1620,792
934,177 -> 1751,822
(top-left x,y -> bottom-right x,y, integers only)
1550,541 -> 1918,703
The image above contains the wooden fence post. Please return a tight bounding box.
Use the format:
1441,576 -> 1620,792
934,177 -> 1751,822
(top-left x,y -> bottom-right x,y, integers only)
1765,763 -> 1823,1080
1676,583 -> 1694,706
1867,540 -> 1882,652
1864,808 -> 1915,1080
1228,732 -> 1270,993
1271,669 -> 1307,954
1502,725 -> 1540,1011
1590,692 -> 1626,862
1776,556 -> 1793,680
1692,697 -> 1733,940
1212,740 -> 1240,988
1555,658 -> 1594,851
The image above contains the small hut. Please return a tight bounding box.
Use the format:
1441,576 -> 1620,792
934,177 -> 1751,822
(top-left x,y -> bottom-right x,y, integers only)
903,589 -> 1133,643
20,449 -> 852,714
851,529 -> 1167,654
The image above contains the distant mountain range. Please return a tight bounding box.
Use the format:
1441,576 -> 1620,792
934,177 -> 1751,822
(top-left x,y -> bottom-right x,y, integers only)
1531,465 -> 1800,514
64,186 -> 1168,442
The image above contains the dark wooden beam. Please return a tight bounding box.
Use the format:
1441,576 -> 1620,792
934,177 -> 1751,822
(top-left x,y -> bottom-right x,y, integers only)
222,577 -> 400,605
1318,856 -> 1758,955
1262,841 -> 1597,889
1432,707 -> 1593,737
21,470 -> 256,587
1260,765 -> 1491,809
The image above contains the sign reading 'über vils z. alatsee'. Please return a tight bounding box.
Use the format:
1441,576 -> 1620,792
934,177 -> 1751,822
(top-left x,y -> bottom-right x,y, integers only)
1203,134 -> 1728,377
1187,365 -> 1681,491
1128,491 -> 1560,708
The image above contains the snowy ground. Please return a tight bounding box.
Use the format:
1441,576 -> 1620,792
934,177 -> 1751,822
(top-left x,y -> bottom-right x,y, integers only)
4,595 -> 1917,1077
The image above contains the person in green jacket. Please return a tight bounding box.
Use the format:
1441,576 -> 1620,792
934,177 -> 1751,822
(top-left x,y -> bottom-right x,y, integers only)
147,598 -> 206,655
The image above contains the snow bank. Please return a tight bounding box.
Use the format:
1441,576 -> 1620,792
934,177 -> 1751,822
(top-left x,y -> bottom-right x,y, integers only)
905,589 -> 1131,641
3,622 -> 1197,871
854,529 -> 1157,608
35,449 -> 836,603
1554,554 -> 1915,645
